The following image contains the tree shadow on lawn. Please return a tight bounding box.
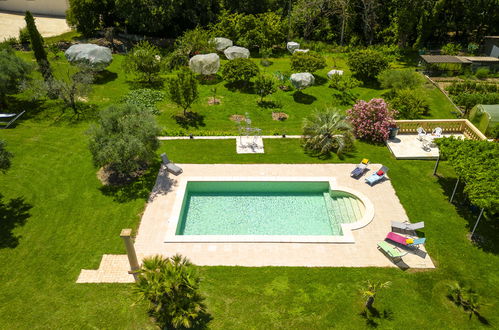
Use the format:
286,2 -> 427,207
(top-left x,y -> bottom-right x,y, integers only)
0,194 -> 32,249
127,79 -> 164,90
173,111 -> 206,129
313,75 -> 328,86
436,175 -> 499,254
93,70 -> 118,85
293,91 -> 317,104
197,74 -> 223,85
359,307 -> 394,328
99,162 -> 163,203
224,81 -> 256,94
257,100 -> 282,109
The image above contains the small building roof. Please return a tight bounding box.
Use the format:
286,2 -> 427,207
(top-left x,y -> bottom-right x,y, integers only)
459,56 -> 499,63
420,55 -> 471,64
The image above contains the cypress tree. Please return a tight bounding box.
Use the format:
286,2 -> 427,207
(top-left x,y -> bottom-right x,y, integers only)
24,11 -> 52,80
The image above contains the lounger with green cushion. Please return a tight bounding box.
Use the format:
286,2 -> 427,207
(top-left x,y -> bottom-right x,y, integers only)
377,241 -> 407,261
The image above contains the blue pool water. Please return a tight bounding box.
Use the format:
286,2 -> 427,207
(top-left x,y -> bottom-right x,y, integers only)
176,181 -> 364,236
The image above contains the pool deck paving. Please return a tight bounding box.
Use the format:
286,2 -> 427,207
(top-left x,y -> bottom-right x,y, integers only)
77,164 -> 435,283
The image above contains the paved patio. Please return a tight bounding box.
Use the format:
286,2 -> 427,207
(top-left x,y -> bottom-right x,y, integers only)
0,11 -> 70,41
77,164 -> 435,283
387,133 -> 464,159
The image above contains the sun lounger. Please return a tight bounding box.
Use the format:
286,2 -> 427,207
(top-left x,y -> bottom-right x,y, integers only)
350,159 -> 369,178
386,232 -> 426,248
365,165 -> 388,186
161,153 -> 183,175
391,221 -> 424,235
0,111 -> 25,129
377,241 -> 407,261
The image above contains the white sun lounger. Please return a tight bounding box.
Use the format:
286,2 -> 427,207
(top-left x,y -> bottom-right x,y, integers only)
161,153 -> 183,175
0,111 -> 25,129
391,221 -> 425,235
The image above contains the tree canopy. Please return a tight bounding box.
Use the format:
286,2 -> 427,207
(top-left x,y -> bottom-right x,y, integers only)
436,138 -> 499,212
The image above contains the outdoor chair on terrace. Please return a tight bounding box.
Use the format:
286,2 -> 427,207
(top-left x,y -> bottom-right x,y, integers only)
350,158 -> 369,178
161,153 -> 183,176
386,232 -> 426,249
417,127 -> 426,141
0,111 -> 25,129
365,166 -> 388,186
377,241 -> 407,262
391,221 -> 425,235
432,127 -> 442,138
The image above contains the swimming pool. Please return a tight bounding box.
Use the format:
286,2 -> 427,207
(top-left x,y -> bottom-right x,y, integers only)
165,177 -> 374,243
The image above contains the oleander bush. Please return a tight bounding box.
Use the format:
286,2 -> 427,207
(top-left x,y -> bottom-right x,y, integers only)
347,98 -> 397,142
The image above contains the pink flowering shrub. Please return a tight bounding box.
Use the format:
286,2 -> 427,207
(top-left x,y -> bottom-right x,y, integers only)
346,98 -> 397,143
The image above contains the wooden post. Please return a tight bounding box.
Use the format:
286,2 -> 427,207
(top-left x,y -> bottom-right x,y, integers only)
450,178 -> 459,203
470,208 -> 485,238
120,229 -> 140,279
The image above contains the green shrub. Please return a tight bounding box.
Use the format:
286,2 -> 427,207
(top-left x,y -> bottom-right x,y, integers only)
121,89 -> 165,115
467,43 -> 479,55
115,0 -> 219,37
174,27 -> 216,57
0,140 -> 13,172
123,41 -> 163,83
290,51 -> 326,73
221,58 -> 259,85
347,50 -> 389,83
211,10 -> 286,51
453,93 -> 499,112
66,0 -> 113,36
446,81 -> 498,95
166,69 -> 199,116
389,89 -> 430,119
329,74 -> 360,105
378,69 -> 425,91
88,103 -> 161,178
441,43 -> 461,55
18,27 -> 30,44
0,45 -> 33,107
475,68 -> 490,79
255,74 -> 277,102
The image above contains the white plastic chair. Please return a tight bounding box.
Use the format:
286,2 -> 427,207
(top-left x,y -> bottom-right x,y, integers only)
432,127 -> 442,138
417,127 -> 426,141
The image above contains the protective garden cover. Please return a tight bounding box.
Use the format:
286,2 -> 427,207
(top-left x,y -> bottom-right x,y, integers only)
65,44 -> 112,71
214,37 -> 233,51
469,104 -> 499,136
189,53 -> 220,75
224,46 -> 250,60
290,72 -> 315,90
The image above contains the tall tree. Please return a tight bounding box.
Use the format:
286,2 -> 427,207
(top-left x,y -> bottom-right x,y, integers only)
359,0 -> 380,45
333,0 -> 353,45
24,11 -> 51,80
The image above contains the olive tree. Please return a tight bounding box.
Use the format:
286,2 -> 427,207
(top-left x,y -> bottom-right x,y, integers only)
347,49 -> 388,83
88,103 -> 161,178
221,58 -> 259,87
255,74 -> 276,102
290,51 -> 326,73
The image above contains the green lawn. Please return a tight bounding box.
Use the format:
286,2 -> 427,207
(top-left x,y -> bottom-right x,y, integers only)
14,50 -> 457,136
1,121 -> 498,328
1,47 -> 494,328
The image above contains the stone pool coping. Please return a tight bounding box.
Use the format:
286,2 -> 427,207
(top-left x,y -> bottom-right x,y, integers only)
164,176 -> 375,243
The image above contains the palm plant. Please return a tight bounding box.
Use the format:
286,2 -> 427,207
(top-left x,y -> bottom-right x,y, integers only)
448,282 -> 485,320
134,254 -> 207,329
302,108 -> 355,156
360,280 -> 391,310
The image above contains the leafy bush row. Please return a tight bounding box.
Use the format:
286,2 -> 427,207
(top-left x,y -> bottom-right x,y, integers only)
452,93 -> 499,111
446,81 -> 498,95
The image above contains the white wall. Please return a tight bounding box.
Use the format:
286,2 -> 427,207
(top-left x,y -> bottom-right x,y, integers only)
0,0 -> 68,16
